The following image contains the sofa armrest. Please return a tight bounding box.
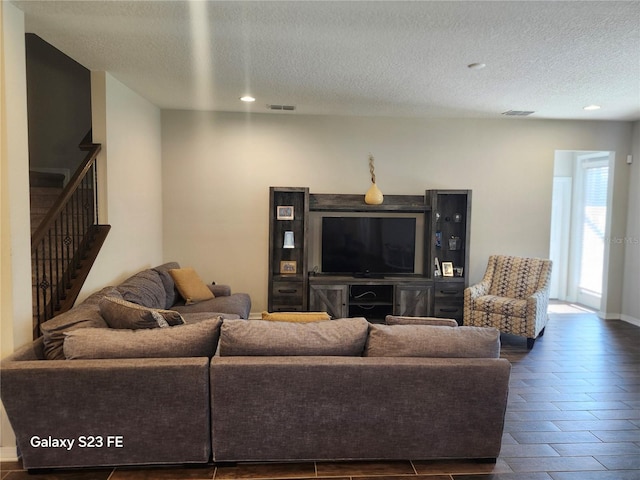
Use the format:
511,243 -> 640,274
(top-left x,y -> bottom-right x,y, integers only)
0,355 -> 211,469
209,283 -> 231,297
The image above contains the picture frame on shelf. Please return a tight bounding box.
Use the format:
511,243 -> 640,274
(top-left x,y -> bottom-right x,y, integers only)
434,257 -> 442,277
442,262 -> 454,277
276,206 -> 294,220
280,260 -> 297,274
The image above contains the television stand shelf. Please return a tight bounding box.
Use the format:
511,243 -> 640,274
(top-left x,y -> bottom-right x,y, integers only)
309,276 -> 434,323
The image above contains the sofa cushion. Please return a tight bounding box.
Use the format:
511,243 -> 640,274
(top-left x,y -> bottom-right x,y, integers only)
152,261 -> 181,308
169,268 -> 215,304
261,311 -> 331,322
365,324 -> 501,358
172,293 -> 251,319
116,269 -> 167,309
99,296 -> 185,329
470,295 -> 528,317
39,286 -> 120,360
219,317 -> 369,356
63,317 -> 223,359
385,315 -> 458,327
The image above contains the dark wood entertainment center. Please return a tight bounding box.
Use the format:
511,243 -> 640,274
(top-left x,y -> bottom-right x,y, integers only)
268,187 -> 471,324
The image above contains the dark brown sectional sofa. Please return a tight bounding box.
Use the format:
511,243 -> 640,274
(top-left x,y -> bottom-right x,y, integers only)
1,268 -> 510,470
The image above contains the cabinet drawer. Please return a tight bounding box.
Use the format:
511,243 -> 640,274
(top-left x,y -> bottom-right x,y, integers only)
272,282 -> 304,305
434,284 -> 465,298
434,301 -> 464,325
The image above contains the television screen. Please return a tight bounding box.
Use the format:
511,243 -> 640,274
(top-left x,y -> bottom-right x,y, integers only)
321,217 -> 416,275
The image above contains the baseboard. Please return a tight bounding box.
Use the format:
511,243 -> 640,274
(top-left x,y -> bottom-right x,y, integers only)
620,314 -> 640,327
248,311 -> 262,320
0,446 -> 18,462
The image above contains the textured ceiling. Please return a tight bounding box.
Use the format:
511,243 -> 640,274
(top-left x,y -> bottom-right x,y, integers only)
12,0 -> 640,121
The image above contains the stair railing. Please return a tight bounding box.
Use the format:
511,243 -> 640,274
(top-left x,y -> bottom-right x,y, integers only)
31,140 -> 103,338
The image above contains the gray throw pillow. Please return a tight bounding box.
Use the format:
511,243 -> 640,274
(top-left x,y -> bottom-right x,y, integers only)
63,317 -> 223,359
99,296 -> 184,329
365,324 -> 500,358
219,317 -> 369,356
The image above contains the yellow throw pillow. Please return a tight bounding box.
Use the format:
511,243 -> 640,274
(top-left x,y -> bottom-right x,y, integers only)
261,311 -> 331,323
169,267 -> 215,305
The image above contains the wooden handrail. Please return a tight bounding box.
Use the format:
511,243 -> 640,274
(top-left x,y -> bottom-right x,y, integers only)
31,142 -> 101,251
30,135 -> 108,335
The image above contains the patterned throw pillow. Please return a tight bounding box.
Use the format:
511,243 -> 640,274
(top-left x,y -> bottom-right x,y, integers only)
99,296 -> 184,329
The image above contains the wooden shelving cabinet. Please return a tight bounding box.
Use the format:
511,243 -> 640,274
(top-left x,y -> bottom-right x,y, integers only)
268,187 -> 309,312
427,190 -> 471,324
267,187 -> 471,323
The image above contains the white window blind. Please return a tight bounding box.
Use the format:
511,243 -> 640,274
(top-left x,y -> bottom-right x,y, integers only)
579,161 -> 608,296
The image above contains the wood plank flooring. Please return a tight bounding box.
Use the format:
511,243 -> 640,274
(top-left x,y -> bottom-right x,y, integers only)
2,305 -> 639,480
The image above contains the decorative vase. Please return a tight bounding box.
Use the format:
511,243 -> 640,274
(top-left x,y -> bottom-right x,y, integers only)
364,154 -> 384,205
365,182 -> 384,205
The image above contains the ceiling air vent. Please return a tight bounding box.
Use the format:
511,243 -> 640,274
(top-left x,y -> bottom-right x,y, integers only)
267,104 -> 296,111
502,110 -> 535,116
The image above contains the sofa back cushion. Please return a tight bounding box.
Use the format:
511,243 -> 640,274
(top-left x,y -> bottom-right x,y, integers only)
63,317 -> 223,359
152,261 -> 181,308
219,317 -> 369,356
385,315 -> 458,327
116,269 -> 167,309
365,324 -> 501,358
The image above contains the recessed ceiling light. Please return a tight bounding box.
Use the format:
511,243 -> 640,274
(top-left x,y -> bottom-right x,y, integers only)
240,96 -> 256,102
467,63 -> 486,70
583,104 -> 601,111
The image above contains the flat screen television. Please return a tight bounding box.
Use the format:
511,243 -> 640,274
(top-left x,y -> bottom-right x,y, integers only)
321,217 -> 416,276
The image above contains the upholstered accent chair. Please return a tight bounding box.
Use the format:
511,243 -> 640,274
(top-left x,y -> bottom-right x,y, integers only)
464,255 -> 552,349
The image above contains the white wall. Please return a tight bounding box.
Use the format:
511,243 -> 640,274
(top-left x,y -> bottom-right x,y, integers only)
76,72 -> 163,302
622,122 -> 640,325
162,111 -> 633,315
1,1 -> 33,460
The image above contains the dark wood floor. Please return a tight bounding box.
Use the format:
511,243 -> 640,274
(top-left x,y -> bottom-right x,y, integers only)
2,305 -> 639,480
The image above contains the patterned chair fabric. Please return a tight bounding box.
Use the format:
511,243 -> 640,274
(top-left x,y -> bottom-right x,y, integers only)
464,255 -> 552,349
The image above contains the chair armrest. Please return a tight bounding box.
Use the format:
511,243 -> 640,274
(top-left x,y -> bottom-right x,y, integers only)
465,279 -> 491,299
209,284 -> 231,297
527,287 -> 550,313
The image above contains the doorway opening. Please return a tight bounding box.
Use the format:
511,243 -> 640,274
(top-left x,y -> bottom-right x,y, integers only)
549,151 -> 614,312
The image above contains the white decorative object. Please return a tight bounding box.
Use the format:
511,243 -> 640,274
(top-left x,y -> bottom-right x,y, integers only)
364,154 -> 384,205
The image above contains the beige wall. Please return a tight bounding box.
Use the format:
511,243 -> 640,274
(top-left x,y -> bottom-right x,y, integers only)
622,122 -> 639,324
1,0 -> 32,459
1,31 -> 162,456
77,72 -> 163,302
161,111 -> 634,316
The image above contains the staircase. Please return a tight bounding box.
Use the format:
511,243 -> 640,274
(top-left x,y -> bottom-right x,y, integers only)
30,140 -> 110,339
